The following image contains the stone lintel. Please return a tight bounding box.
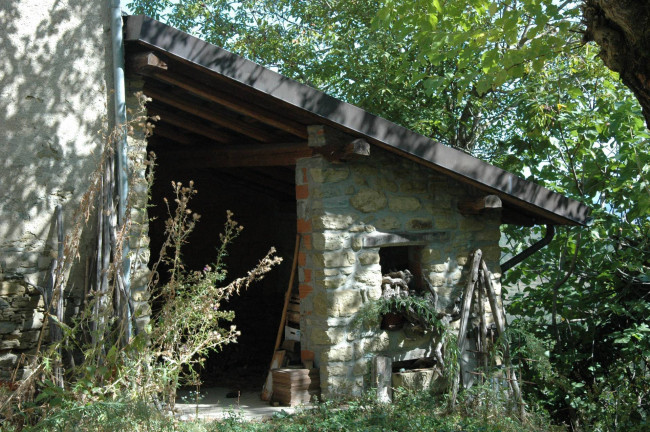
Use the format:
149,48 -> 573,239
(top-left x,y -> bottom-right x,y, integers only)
363,231 -> 450,248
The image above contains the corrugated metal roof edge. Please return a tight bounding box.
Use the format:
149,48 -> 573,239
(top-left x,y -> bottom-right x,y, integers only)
124,15 -> 591,226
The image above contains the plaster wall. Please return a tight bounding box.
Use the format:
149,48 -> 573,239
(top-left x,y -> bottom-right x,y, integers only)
0,1 -> 129,381
295,149 -> 503,397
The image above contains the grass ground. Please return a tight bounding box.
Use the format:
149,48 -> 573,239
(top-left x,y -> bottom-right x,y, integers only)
14,387 -> 561,431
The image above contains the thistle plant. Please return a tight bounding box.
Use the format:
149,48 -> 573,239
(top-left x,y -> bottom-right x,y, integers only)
0,92 -> 282,428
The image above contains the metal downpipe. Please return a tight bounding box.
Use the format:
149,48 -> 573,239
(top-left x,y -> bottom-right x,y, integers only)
110,0 -> 132,339
500,224 -> 555,273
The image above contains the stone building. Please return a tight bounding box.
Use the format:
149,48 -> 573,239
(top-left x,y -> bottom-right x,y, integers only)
1,8 -> 590,397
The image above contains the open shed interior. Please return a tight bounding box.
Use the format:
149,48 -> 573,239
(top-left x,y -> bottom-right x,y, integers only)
148,138 -> 297,389
127,32 -> 313,390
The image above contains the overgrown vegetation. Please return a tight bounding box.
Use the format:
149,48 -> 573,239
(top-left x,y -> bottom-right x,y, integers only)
5,387 -> 559,432
0,94 -> 282,430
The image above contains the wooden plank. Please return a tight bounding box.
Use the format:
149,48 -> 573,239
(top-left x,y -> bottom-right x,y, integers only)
144,84 -> 275,142
261,350 -> 286,401
457,249 -> 482,357
165,142 -> 312,168
148,70 -> 308,139
372,356 -> 392,403
477,275 -> 488,382
457,195 -> 502,215
147,105 -> 235,144
274,235 -> 301,353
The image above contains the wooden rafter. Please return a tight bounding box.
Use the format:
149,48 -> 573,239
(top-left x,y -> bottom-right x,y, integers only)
307,125 -> 370,162
457,195 -> 502,216
151,71 -> 308,139
143,83 -> 275,143
147,104 -> 236,144
127,51 -> 308,139
126,51 -> 168,75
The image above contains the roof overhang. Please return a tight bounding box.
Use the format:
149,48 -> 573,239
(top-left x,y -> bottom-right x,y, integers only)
123,15 -> 591,227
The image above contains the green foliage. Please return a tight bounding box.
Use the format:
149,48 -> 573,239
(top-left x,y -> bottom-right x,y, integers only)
351,294 -> 442,333
495,43 -> 650,429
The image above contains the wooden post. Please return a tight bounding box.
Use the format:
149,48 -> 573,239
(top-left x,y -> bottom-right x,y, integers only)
451,249 -> 482,406
481,260 -> 526,419
477,274 -> 488,384
372,355 -> 393,403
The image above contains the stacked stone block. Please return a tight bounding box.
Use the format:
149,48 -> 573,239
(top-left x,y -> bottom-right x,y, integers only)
0,280 -> 45,381
295,148 -> 503,398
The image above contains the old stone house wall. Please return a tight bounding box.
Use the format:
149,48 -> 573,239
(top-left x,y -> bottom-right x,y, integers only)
295,149 -> 503,397
0,2 -> 150,382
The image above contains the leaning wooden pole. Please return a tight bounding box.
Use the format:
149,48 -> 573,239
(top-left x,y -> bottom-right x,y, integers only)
273,234 -> 301,354
261,234 -> 301,401
451,249 -> 482,406
481,259 -> 526,419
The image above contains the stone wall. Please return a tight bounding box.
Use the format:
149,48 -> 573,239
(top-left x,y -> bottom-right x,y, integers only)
295,149 -> 503,397
0,2 -> 150,381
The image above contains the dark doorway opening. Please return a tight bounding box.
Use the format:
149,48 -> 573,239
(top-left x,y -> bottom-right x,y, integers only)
148,143 -> 297,391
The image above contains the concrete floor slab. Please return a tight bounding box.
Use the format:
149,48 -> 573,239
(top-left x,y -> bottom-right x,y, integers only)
175,386 -> 310,421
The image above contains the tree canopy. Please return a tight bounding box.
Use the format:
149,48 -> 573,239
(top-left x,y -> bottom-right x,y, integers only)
128,0 -> 650,429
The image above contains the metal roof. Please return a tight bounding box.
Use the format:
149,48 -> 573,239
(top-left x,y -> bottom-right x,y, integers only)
124,15 -> 590,226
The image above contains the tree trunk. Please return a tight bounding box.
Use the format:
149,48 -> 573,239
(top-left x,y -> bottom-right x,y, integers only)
583,0 -> 650,129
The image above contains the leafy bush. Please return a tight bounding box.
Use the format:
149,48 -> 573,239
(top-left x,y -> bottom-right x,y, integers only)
351,294 -> 442,333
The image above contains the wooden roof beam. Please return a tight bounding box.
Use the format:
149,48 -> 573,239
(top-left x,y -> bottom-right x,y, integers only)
308,125 -> 370,162
149,122 -> 228,147
457,195 -> 502,216
162,142 -> 312,168
127,51 -> 168,75
147,104 -> 235,144
128,51 -> 307,139
143,83 -> 275,143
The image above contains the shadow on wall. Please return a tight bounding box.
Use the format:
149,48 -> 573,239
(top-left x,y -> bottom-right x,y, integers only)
0,0 -> 111,284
